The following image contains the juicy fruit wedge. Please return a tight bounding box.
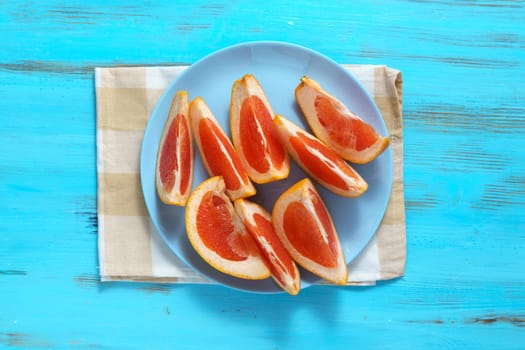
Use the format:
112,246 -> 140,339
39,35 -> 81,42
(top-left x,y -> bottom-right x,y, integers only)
272,178 -> 348,285
185,176 -> 270,280
234,198 -> 301,295
190,97 -> 256,200
155,90 -> 194,206
273,115 -> 368,198
295,76 -> 390,164
230,74 -> 290,184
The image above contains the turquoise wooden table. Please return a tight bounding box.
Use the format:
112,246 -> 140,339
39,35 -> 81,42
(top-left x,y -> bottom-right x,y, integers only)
1,1 -> 524,348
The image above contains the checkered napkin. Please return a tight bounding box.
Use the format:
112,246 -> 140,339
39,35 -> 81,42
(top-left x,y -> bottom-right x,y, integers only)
95,65 -> 405,285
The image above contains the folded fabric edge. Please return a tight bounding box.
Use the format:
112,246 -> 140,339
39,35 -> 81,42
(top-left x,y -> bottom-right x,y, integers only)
101,275 -> 212,284
101,276 -> 378,287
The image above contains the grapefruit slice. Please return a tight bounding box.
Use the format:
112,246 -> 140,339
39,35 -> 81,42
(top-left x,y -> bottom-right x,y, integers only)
155,90 -> 194,206
234,198 -> 301,295
189,97 -> 256,200
185,176 -> 270,280
273,114 -> 368,198
272,178 -> 348,285
230,74 -> 290,184
295,76 -> 390,164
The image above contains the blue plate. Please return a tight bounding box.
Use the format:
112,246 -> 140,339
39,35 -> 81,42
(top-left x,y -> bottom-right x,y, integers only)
140,41 -> 392,293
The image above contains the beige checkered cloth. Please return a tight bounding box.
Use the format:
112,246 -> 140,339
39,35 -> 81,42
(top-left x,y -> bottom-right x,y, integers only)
95,65 -> 405,285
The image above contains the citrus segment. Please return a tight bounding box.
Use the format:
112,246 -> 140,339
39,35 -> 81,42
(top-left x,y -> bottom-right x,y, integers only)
295,76 -> 390,164
282,201 -> 338,268
273,115 -> 368,198
272,178 -> 348,285
186,176 -> 270,280
234,199 -> 301,295
155,90 -> 194,206
230,74 -> 289,184
189,97 -> 256,200
197,192 -> 249,261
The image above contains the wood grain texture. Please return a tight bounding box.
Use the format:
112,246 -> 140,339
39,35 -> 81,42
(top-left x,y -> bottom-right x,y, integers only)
1,0 -> 524,349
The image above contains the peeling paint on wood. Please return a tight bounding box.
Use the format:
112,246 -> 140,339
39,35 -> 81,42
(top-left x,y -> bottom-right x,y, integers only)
0,61 -> 191,76
138,283 -> 172,295
360,49 -> 520,68
199,3 -> 225,16
74,274 -> 100,288
466,315 -> 525,327
405,105 -> 525,134
474,175 -> 525,210
0,332 -> 52,348
441,146 -> 510,172
406,0 -> 523,9
0,270 -> 27,276
405,195 -> 440,210
176,23 -> 211,32
74,210 -> 98,234
0,332 -> 28,347
406,319 -> 446,325
0,61 -> 95,75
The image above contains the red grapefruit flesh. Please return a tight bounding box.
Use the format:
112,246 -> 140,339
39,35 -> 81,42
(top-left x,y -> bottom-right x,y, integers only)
295,76 -> 389,164
189,97 -> 256,200
234,198 -> 301,295
272,178 -> 348,285
185,176 -> 270,280
230,74 -> 289,183
273,114 -> 368,198
155,90 -> 194,206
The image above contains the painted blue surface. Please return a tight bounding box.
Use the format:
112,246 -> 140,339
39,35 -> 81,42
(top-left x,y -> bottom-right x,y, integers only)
1,1 -> 524,349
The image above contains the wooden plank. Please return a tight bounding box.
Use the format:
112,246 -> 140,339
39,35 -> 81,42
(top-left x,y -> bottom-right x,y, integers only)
0,0 -> 524,348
